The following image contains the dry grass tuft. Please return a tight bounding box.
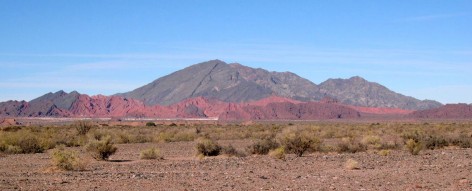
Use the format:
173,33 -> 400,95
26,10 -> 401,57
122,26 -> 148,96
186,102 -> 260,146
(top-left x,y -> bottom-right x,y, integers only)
377,149 -> 391,156
405,139 -> 423,155
269,147 -> 286,160
51,145 -> 86,171
140,147 -> 163,160
345,159 -> 360,170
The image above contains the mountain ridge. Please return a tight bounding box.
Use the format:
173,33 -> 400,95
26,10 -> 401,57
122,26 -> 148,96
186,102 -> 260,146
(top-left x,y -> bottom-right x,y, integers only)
1,90 -> 468,120
119,60 -> 442,110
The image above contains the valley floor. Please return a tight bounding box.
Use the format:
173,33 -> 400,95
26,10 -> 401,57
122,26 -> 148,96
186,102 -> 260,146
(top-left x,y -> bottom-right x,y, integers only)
1,140 -> 471,191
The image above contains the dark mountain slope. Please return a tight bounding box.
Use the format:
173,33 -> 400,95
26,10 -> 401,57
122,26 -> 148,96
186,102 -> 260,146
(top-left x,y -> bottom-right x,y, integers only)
318,76 -> 442,110
119,60 -> 441,110
118,60 -> 322,106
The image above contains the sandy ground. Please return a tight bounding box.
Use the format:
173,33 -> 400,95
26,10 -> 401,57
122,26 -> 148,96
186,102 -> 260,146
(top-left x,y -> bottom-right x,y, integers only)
0,140 -> 471,191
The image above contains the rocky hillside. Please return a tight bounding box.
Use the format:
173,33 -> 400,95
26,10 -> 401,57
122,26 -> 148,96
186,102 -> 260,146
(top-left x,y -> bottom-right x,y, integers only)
117,60 -> 323,106
119,60 -> 441,110
220,102 -> 361,121
318,77 -> 442,110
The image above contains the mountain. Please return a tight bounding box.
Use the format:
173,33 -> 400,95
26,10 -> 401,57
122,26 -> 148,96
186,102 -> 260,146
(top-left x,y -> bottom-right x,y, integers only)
117,60 -> 323,106
119,60 -> 441,110
0,60 -> 447,120
318,77 -> 442,110
0,91 -> 367,120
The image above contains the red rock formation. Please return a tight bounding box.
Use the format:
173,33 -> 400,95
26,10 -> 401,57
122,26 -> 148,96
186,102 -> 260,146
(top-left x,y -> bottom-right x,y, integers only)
2,93 -> 440,120
410,104 -> 472,119
349,106 -> 413,115
219,101 -> 361,121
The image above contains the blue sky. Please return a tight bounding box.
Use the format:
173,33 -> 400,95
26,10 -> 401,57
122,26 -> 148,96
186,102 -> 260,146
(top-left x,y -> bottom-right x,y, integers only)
0,1 -> 471,104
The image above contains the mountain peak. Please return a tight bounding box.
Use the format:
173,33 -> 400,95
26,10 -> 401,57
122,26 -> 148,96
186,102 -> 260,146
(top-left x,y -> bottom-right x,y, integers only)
319,76 -> 442,110
348,76 -> 367,82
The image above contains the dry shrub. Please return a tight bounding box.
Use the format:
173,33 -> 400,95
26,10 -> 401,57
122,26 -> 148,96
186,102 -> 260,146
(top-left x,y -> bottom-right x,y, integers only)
140,148 -> 163,160
246,138 -> 279,155
74,121 -> 93,135
269,147 -> 286,160
276,126 -> 322,157
51,145 -> 86,171
345,159 -> 360,170
156,128 -> 197,143
85,135 -> 117,160
221,145 -> 245,157
336,137 -> 367,153
196,138 -> 221,156
145,122 -> 157,127
405,139 -> 423,155
116,133 -> 131,144
361,135 -> 382,149
377,149 -> 391,156
423,135 -> 448,150
378,140 -> 401,150
448,134 -> 471,148
0,130 -> 45,154
1,126 -> 22,132
402,130 -> 449,150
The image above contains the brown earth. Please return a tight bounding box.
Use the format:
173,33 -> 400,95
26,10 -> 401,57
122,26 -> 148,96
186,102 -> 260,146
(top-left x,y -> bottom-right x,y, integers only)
0,118 -> 18,127
0,141 -> 471,191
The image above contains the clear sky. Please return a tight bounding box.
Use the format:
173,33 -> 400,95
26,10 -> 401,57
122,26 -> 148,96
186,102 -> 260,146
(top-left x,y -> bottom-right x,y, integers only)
0,1 -> 471,104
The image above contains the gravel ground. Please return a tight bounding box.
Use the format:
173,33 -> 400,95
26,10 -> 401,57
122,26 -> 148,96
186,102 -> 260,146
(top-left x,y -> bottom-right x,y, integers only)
0,140 -> 471,191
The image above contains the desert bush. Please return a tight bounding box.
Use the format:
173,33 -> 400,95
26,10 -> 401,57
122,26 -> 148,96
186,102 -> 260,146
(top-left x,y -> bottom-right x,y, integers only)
402,130 -> 450,150
405,139 -> 423,155
378,140 -> 401,150
361,135 -> 382,149
449,134 -> 472,148
85,135 -> 117,160
145,122 -> 157,127
17,134 -> 44,153
196,138 -> 221,156
336,137 -> 367,153
115,132 -> 131,144
140,148 -> 163,160
221,145 -> 245,157
155,128 -> 197,143
0,131 -> 45,154
423,135 -> 448,150
269,147 -> 286,160
246,138 -> 279,155
276,126 -> 322,157
89,129 -> 110,141
345,159 -> 360,170
75,121 -> 93,135
401,130 -> 423,142
5,145 -> 22,154
1,126 -> 22,132
378,149 -> 391,156
51,145 -> 85,171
